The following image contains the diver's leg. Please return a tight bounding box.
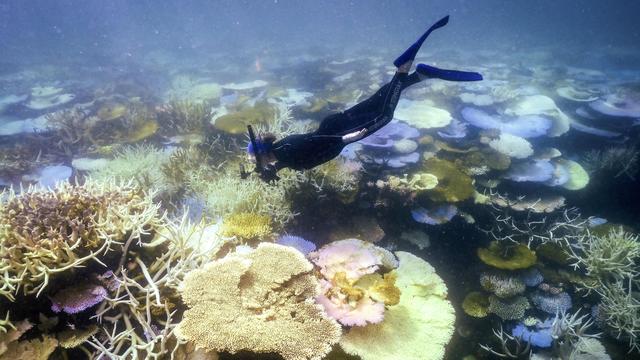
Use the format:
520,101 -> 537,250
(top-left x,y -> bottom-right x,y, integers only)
416,63 -> 483,81
394,15 -> 449,70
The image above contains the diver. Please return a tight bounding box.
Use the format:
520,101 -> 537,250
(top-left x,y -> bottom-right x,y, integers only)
244,15 -> 482,182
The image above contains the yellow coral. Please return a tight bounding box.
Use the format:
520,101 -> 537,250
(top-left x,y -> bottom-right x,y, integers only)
422,158 -> 475,202
220,212 -> 273,241
214,101 -> 277,134
477,241 -> 537,270
1,335 -> 57,360
340,251 -> 455,360
176,243 -> 342,360
356,272 -> 401,306
462,291 -> 490,318
57,325 -> 98,348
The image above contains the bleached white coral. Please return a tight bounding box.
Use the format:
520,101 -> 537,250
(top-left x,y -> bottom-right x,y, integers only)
489,133 -> 533,159
188,166 -> 300,227
89,144 -> 172,194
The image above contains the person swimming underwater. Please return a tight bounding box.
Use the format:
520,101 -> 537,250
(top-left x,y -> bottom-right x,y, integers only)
245,15 -> 482,182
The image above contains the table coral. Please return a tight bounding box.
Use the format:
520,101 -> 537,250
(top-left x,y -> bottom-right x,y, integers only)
176,243 -> 341,360
340,251 -> 455,360
422,157 -> 475,202
309,239 -> 400,327
477,241 -> 537,271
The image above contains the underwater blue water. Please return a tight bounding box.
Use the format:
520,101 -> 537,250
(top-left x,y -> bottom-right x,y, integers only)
0,1 -> 639,360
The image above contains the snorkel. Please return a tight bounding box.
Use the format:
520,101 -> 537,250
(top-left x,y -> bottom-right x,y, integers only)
240,125 -> 280,182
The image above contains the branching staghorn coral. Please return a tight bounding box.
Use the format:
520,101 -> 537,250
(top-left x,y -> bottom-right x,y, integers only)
86,214 -> 221,359
187,165 -> 301,228
44,107 -> 97,156
596,279 -> 640,352
480,326 -> 531,359
567,227 -> 640,291
582,145 -> 639,180
550,309 -> 601,344
481,199 -> 588,248
89,144 -> 171,196
253,100 -> 313,138
0,179 -> 161,299
0,140 -> 53,180
157,100 -> 213,135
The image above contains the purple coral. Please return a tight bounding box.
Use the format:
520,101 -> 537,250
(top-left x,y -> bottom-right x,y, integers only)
589,93 -> 640,118
519,268 -> 544,287
512,318 -> 554,348
276,235 -> 316,256
437,118 -> 468,139
50,283 -> 108,314
504,160 -> 555,182
411,204 -> 458,225
358,121 -> 419,149
461,107 -> 552,138
377,152 -> 420,168
530,290 -> 572,314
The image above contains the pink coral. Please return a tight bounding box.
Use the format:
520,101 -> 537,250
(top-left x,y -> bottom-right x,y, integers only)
309,239 -> 399,327
316,279 -> 385,326
309,239 -> 384,282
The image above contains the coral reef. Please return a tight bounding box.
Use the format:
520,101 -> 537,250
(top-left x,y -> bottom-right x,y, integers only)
0,179 -> 160,298
477,241 -> 537,271
568,227 -> 640,291
462,291 -> 490,318
422,157 -> 475,202
582,145 -> 639,180
89,144 -> 171,195
157,100 -> 212,135
214,101 -> 277,135
488,133 -> 534,159
219,212 -> 273,241
480,271 -> 526,298
276,234 -> 317,255
190,166 -> 299,227
339,251 -> 455,360
595,281 -> 640,352
411,204 -> 458,225
512,318 -> 554,348
309,239 -> 399,326
530,289 -> 573,314
176,243 -> 342,360
487,295 -> 530,320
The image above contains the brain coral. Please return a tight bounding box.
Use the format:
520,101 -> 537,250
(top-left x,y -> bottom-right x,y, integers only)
176,243 -> 342,360
340,251 -> 455,360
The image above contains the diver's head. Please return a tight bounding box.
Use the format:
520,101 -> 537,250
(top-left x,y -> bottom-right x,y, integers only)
247,133 -> 276,159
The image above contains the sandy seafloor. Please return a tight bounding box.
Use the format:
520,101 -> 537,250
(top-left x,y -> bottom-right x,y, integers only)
1,35 -> 640,360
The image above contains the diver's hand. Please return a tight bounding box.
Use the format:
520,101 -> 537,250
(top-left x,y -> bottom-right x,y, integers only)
259,164 -> 280,182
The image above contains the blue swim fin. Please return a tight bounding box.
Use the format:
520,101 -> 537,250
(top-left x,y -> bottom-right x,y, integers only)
416,64 -> 483,82
393,15 -> 449,68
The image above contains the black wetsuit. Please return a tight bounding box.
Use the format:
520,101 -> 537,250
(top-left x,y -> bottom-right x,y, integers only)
271,71 -> 424,170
